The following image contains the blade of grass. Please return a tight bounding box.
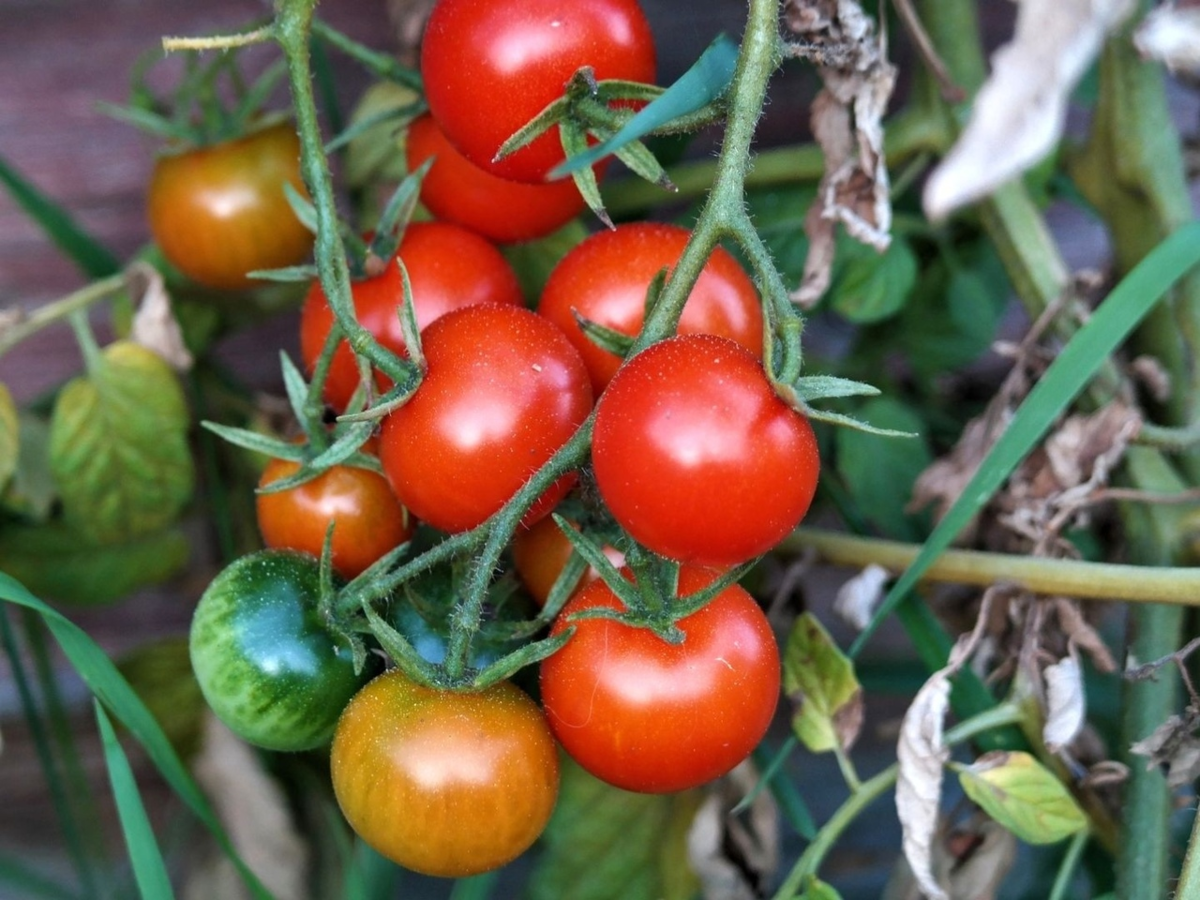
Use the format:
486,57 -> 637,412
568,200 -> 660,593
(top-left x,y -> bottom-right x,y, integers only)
344,843 -> 401,900
0,574 -> 275,900
94,702 -> 175,900
851,220 -> 1200,658
745,737 -> 818,840
0,155 -> 120,278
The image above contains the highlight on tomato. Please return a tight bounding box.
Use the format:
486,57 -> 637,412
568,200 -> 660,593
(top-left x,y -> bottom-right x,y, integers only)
537,222 -> 763,394
539,566 -> 780,793
330,670 -> 560,877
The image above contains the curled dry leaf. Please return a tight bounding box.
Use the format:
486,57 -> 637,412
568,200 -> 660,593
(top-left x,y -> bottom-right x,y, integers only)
686,761 -> 780,900
896,667 -> 952,900
1129,707 -> 1200,789
923,0 -> 1136,220
1043,654 -> 1086,753
1053,598 -> 1117,674
883,816 -> 1017,900
834,563 -> 890,632
785,0 -> 896,307
1135,2 -> 1200,74
128,262 -> 194,372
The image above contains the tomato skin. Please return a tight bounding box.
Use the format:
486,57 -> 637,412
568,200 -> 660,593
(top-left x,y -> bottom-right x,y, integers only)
148,122 -> 313,290
537,222 -> 763,394
379,304 -> 593,533
421,0 -> 656,183
256,438 -> 413,579
331,670 -> 559,877
188,550 -> 371,752
592,334 -> 819,566
511,516 -> 624,607
406,113 -> 588,244
299,221 -> 524,411
540,567 -> 780,793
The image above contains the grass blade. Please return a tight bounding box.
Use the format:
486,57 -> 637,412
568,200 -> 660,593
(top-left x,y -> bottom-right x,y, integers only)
94,702 -> 175,900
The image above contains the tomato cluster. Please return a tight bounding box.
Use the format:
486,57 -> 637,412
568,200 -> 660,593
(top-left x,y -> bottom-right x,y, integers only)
186,0 -> 824,881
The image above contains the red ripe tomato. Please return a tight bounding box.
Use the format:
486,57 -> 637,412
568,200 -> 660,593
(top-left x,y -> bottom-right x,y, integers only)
299,221 -> 523,410
148,121 -> 313,290
421,0 -> 656,183
540,566 -> 780,793
256,437 -> 413,579
407,113 -> 589,244
510,516 -> 624,607
592,334 -> 819,566
379,304 -> 593,533
537,222 -> 763,394
331,671 -> 560,877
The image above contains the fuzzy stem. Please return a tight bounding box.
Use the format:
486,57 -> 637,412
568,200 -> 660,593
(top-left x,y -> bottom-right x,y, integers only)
0,274 -> 124,360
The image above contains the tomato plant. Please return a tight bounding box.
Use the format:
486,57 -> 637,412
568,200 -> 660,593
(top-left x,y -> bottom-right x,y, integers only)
540,566 -> 780,793
379,303 -> 593,533
299,220 -> 523,410
510,515 -> 624,607
256,437 -> 413,579
592,334 -> 820,566
330,670 -> 559,877
537,222 -> 763,394
147,121 -> 314,290
188,550 -> 372,752
406,113 -> 590,244
420,0 -> 656,183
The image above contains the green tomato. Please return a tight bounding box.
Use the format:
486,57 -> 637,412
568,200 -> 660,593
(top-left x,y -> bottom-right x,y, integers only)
189,550 -> 371,751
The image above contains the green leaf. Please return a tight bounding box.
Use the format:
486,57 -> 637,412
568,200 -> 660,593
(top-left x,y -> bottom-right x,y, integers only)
1,412 -> 56,521
829,237 -> 917,324
48,341 -> 195,542
0,521 -> 189,606
343,81 -> 417,190
550,34 -> 738,179
800,875 -> 845,900
95,701 -> 176,900
529,757 -> 701,900
783,613 -> 863,754
791,375 -> 881,403
851,219 -> 1200,658
957,751 -> 1087,844
246,264 -> 319,283
835,397 -> 932,540
502,219 -> 590,302
0,383 -> 18,494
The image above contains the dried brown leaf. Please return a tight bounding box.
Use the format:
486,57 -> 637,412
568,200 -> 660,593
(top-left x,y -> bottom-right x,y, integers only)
1053,598 -> 1117,673
128,262 -> 193,372
687,761 -> 780,900
834,563 -> 890,631
884,816 -> 1018,900
1130,709 -> 1200,788
1135,3 -> 1200,74
1043,655 -> 1085,752
896,668 -> 952,900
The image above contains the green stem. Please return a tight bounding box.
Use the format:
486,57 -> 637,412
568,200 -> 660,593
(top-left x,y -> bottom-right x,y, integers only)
1176,807 -> 1200,900
0,273 -> 124,360
1048,830 -> 1089,900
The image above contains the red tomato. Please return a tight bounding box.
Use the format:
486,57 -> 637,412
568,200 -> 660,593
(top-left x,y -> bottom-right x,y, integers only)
510,516 -> 625,607
537,222 -> 763,394
540,567 -> 780,793
592,334 -> 819,566
256,438 -> 413,579
379,304 -> 593,533
331,671 -> 559,877
148,121 -> 313,290
421,0 -> 656,183
407,113 -> 589,244
299,221 -> 523,410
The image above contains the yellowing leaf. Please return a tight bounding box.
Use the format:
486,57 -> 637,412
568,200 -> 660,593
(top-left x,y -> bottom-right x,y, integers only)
783,612 -> 863,753
0,383 -> 18,493
48,341 -> 194,543
958,751 -> 1087,845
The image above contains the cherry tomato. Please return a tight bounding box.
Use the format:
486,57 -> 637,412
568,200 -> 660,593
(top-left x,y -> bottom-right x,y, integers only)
147,121 -> 313,290
421,0 -> 656,183
511,516 -> 624,607
299,221 -> 524,410
256,438 -> 413,579
540,567 -> 780,793
406,113 -> 589,244
379,304 -> 593,533
189,550 -> 373,751
592,334 -> 819,566
331,670 -> 559,877
537,222 -> 763,394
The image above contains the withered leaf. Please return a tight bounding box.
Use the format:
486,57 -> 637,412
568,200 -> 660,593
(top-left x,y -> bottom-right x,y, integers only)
896,668 -> 952,900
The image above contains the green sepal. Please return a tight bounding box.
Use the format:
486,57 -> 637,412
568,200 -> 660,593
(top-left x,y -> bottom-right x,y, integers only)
573,311 -> 635,358
245,264 -> 319,283
790,375 -> 883,403
200,421 -> 306,462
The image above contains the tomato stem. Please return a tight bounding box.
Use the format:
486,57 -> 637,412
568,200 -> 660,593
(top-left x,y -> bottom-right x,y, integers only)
0,273 -> 124,361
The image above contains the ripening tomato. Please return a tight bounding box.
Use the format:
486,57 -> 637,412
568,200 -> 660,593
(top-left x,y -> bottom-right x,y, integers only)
592,334 -> 819,566
256,438 -> 413,579
537,222 -> 763,394
189,550 -> 373,752
299,221 -> 523,410
510,516 -> 624,607
421,0 -> 656,183
540,566 -> 780,793
148,121 -> 313,290
331,670 -> 559,877
379,304 -> 593,533
406,113 -> 590,244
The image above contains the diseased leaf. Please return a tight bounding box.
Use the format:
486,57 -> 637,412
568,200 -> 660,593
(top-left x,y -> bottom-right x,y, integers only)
0,384 -> 18,494
687,762 -> 779,900
128,262 -> 193,371
958,751 -> 1087,844
896,668 -> 951,900
48,341 -> 194,543
829,238 -> 918,324
784,613 -> 863,753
